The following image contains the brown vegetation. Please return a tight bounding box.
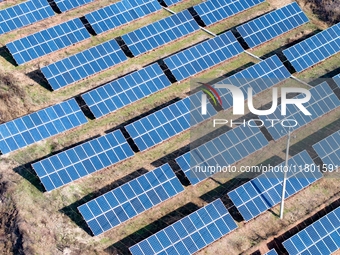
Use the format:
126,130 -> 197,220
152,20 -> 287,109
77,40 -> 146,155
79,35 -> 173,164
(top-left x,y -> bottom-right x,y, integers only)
299,0 -> 340,25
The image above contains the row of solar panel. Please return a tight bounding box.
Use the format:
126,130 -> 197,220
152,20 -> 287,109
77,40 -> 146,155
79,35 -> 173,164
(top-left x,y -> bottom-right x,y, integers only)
0,0 -> 94,35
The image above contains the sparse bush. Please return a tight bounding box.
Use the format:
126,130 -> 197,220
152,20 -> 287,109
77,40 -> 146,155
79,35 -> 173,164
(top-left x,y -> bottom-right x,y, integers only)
299,0 -> 340,24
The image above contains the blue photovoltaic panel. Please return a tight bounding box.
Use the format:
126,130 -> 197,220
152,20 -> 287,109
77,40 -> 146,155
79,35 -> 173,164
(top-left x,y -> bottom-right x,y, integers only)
85,0 -> 162,35
31,130 -> 134,192
228,151 -> 323,222
260,82 -> 340,141
54,0 -> 93,12
121,10 -> 199,57
160,0 -> 183,6
283,23 -> 340,72
129,199 -> 238,255
313,130 -> 340,169
6,18 -> 90,65
0,99 -> 87,155
81,63 -> 171,119
176,125 -> 269,185
41,39 -> 128,90
264,249 -> 279,255
214,55 -> 291,110
78,163 -> 184,236
193,0 -> 265,26
333,74 -> 340,88
164,32 -> 244,82
283,206 -> 340,255
237,2 -> 309,48
125,91 -> 217,152
0,0 -> 54,35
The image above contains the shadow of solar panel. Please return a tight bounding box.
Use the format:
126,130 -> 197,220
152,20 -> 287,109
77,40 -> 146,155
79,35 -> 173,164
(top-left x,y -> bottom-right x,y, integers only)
176,125 -> 269,185
54,0 -> 93,12
164,31 -> 244,82
121,9 -> 200,57
313,130 -> 340,169
214,55 -> 291,110
237,2 -> 309,48
265,249 -> 279,255
0,0 -> 55,35
41,39 -> 128,90
78,163 -> 184,236
0,99 -> 87,155
193,0 -> 265,26
129,199 -> 237,255
260,82 -> 340,141
6,18 -> 91,65
283,206 -> 340,255
85,0 -> 162,35
81,63 -> 171,119
283,22 -> 340,72
333,74 -> 340,88
31,130 -> 134,192
228,151 -> 323,221
161,0 -> 183,6
125,91 -> 217,152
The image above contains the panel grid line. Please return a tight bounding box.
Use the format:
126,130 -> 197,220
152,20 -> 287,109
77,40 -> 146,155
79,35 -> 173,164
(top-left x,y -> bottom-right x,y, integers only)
313,130 -> 340,169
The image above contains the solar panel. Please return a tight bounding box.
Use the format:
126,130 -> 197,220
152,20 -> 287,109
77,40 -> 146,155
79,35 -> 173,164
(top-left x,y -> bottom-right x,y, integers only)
121,10 -> 200,57
32,130 -> 134,192
0,99 -> 87,155
54,0 -> 93,12
164,31 -> 244,82
125,91 -> 217,152
129,199 -> 238,255
313,130 -> 340,170
283,206 -> 340,255
283,23 -> 340,72
259,82 -> 340,141
40,39 -> 128,90
85,0 -> 162,35
81,63 -> 171,119
264,249 -> 279,255
333,74 -> 340,88
193,0 -> 265,27
176,125 -> 269,185
0,0 -> 55,35
237,2 -> 309,48
228,151 -> 323,222
6,18 -> 91,65
214,55 -> 291,110
160,0 -> 183,6
78,163 -> 184,236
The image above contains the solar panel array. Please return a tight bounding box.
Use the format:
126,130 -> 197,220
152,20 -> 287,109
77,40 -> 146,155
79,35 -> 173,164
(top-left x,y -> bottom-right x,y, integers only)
283,23 -> 340,72
32,130 -> 134,192
121,10 -> 200,57
236,2 -> 309,48
81,63 -> 171,119
6,18 -> 90,65
313,130 -> 340,169
129,199 -> 238,255
213,55 -> 291,109
260,82 -> 340,141
78,163 -> 184,236
264,249 -> 279,255
164,32 -> 244,82
176,125 -> 269,185
0,99 -> 87,155
54,0 -> 93,12
228,151 -> 323,221
283,206 -> 340,255
0,0 -> 55,35
125,91 -> 217,152
85,0 -> 162,35
193,0 -> 265,26
41,39 -> 127,90
333,74 -> 340,88
160,0 -> 183,7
